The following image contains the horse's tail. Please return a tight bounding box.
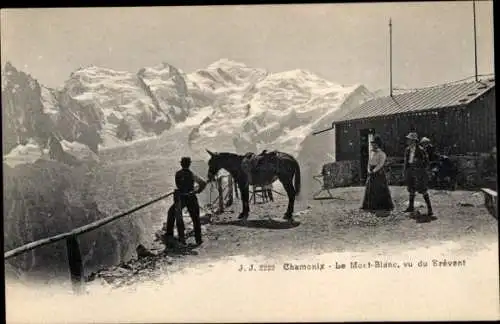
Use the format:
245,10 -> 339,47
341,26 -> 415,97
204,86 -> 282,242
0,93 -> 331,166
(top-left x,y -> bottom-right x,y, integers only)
293,157 -> 301,196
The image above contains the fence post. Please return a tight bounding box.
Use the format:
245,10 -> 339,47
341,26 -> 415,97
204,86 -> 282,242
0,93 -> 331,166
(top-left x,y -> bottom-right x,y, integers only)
217,177 -> 224,214
66,235 -> 83,294
234,180 -> 239,199
226,176 -> 234,207
262,186 -> 268,203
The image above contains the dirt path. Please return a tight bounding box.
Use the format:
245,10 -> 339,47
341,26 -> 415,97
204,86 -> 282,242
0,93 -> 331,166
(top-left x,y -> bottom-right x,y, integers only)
89,186 -> 498,287
199,186 -> 497,257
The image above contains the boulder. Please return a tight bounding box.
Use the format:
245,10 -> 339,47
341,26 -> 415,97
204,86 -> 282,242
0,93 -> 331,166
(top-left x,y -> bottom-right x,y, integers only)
3,140 -> 44,168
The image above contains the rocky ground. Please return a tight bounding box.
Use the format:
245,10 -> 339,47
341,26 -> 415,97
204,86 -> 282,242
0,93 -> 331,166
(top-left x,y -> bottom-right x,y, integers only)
86,186 -> 498,289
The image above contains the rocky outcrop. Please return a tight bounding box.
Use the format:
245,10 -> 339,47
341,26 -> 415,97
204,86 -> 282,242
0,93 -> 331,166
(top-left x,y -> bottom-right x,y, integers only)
136,68 -> 172,135
2,62 -> 102,158
2,62 -> 56,154
137,62 -> 192,125
3,158 -> 138,280
56,88 -> 103,153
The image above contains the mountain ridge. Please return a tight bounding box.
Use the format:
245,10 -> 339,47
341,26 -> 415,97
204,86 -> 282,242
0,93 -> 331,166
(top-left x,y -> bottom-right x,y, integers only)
2,58 -> 374,168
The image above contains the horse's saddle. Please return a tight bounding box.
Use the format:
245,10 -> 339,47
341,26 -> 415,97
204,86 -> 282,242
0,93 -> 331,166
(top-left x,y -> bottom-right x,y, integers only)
242,150 -> 277,178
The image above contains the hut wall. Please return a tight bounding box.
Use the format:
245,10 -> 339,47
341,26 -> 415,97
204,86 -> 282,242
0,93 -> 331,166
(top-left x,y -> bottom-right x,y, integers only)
464,87 -> 496,153
335,87 -> 495,161
335,113 -> 447,161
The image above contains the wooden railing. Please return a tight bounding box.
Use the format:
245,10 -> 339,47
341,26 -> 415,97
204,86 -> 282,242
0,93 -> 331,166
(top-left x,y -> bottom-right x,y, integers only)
4,191 -> 177,293
4,174 -> 235,294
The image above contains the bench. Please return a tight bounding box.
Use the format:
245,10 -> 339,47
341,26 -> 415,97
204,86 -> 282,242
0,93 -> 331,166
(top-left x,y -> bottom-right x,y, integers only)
481,188 -> 497,219
311,174 -> 344,201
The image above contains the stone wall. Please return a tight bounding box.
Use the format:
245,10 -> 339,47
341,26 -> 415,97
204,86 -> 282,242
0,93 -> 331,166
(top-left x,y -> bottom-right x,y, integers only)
321,160 -> 361,188
451,154 -> 497,190
321,153 -> 497,190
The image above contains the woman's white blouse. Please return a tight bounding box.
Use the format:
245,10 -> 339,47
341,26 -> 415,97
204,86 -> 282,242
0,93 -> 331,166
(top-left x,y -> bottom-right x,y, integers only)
368,149 -> 387,172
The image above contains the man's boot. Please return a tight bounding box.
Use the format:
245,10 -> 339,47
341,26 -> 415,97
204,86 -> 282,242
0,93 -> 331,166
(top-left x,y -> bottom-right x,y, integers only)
177,222 -> 187,247
195,234 -> 203,246
423,193 -> 434,218
416,193 -> 435,223
404,194 -> 415,212
178,235 -> 187,248
164,235 -> 178,249
193,219 -> 203,246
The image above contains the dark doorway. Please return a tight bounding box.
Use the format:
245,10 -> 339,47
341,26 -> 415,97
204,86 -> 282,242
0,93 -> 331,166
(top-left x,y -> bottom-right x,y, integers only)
359,128 -> 375,182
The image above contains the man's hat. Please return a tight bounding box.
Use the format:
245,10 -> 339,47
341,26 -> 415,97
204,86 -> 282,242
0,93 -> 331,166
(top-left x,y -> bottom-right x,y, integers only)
406,132 -> 418,141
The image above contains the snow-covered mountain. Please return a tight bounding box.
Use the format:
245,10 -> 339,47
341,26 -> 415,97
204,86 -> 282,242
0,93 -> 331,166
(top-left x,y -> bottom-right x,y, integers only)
1,62 -> 101,168
59,63 -> 194,148
2,58 -> 374,171
182,61 -> 374,186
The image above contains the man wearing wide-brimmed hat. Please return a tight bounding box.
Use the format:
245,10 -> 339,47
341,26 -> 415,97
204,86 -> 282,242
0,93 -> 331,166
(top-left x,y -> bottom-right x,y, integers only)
403,132 -> 435,222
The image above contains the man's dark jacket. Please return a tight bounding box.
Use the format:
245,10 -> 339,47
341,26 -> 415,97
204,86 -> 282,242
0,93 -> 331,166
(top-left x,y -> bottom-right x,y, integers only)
175,169 -> 195,194
404,145 -> 430,170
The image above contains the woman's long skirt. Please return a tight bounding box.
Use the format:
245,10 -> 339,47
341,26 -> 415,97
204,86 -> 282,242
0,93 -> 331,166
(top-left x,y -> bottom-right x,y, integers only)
361,168 -> 394,211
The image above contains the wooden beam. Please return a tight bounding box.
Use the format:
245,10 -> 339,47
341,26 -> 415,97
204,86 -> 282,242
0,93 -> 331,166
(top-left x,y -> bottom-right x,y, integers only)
217,177 -> 224,214
66,235 -> 84,294
4,191 -> 175,260
234,179 -> 239,199
226,176 -> 234,207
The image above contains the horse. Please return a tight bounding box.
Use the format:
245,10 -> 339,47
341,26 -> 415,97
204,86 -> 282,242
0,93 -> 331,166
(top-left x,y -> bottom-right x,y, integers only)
429,154 -> 458,190
206,149 -> 301,221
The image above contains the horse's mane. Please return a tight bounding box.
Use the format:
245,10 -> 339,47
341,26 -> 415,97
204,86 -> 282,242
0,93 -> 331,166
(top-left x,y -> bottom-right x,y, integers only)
217,152 -> 244,159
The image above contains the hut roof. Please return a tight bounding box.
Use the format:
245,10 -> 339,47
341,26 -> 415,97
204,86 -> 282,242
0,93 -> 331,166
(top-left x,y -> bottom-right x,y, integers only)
334,78 -> 495,124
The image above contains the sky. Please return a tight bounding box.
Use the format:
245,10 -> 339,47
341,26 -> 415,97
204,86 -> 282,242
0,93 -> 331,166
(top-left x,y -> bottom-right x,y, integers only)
1,2 -> 495,91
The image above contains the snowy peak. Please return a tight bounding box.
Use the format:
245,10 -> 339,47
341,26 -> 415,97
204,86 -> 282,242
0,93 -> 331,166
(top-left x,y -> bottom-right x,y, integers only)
64,66 -> 136,97
138,62 -> 192,123
258,69 -> 341,94
59,62 -> 197,148
207,58 -> 267,80
207,58 -> 248,70
186,61 -> 375,159
139,62 -> 184,82
188,58 -> 268,92
266,68 -> 327,82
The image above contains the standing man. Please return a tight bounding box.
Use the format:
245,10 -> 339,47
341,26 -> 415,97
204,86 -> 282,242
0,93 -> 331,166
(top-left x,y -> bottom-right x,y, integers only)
165,157 -> 207,246
420,137 -> 437,162
403,132 -> 435,223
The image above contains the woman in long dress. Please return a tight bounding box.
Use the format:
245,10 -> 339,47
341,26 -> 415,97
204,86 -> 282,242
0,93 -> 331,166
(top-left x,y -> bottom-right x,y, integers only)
361,135 -> 394,211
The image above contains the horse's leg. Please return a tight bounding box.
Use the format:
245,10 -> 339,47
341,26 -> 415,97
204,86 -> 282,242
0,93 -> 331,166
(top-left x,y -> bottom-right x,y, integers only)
279,176 -> 295,220
238,184 -> 250,219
